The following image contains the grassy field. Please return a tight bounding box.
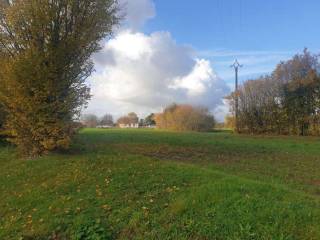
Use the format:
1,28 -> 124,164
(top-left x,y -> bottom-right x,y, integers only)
1,129 -> 320,239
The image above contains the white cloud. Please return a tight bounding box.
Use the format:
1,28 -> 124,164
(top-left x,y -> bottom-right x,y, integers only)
170,59 -> 211,95
119,0 -> 156,31
213,99 -> 230,122
86,0 -> 230,121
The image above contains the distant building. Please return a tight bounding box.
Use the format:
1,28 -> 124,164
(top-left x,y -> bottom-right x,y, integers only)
117,112 -> 139,129
119,123 -> 139,129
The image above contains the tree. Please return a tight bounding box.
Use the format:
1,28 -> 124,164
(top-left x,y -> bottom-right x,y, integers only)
155,104 -> 215,132
117,112 -> 139,126
227,49 -> 320,136
81,114 -> 99,128
100,113 -> 114,126
0,103 -> 6,140
142,113 -> 156,126
145,113 -> 156,126
278,49 -> 320,135
224,115 -> 235,129
0,0 -> 119,156
0,104 -> 5,129
117,116 -> 130,125
127,112 -> 139,124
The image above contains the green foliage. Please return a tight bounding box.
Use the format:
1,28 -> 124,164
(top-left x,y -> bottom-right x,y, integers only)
143,113 -> 156,126
72,220 -> 112,240
0,0 -> 118,156
1,129 -> 320,239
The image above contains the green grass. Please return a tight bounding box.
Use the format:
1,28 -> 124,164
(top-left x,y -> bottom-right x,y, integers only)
1,129 -> 320,239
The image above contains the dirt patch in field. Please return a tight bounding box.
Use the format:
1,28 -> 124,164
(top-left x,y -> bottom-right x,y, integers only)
310,180 -> 320,186
111,143 -> 240,165
111,143 -> 320,196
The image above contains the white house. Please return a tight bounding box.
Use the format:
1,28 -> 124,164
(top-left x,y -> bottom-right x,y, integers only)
119,123 -> 139,129
117,112 -> 139,128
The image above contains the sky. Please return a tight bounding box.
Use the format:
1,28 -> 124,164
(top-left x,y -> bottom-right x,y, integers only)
86,0 -> 320,121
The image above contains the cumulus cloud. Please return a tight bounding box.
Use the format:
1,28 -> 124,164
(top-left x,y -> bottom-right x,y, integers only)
86,0 -> 230,121
119,0 -> 156,31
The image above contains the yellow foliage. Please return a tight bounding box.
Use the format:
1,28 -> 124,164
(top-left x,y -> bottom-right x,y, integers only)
155,104 -> 215,132
0,0 -> 118,156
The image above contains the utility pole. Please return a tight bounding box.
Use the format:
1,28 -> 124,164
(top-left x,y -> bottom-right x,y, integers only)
230,59 -> 242,133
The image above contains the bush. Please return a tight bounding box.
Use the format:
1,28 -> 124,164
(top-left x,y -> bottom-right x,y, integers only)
155,104 -> 215,132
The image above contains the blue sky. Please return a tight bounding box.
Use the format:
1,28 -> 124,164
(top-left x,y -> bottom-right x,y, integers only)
87,0 -> 320,120
143,0 -> 320,86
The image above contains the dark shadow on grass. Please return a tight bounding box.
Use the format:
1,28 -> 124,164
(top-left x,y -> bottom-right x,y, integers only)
210,129 -> 234,134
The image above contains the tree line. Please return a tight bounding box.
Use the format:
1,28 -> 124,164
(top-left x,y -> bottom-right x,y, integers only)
81,112 -> 156,128
227,49 -> 320,136
81,105 -> 216,132
81,113 -> 114,128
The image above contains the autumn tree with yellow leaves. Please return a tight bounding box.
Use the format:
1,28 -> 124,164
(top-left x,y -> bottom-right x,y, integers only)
227,49 -> 320,136
155,104 -> 215,132
0,0 -> 118,156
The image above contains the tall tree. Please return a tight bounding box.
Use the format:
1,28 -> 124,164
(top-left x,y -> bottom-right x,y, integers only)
117,112 -> 139,126
127,112 -> 139,124
227,49 -> 320,136
81,114 -> 99,128
0,103 -> 6,133
278,50 -> 320,135
144,113 -> 156,126
100,113 -> 114,126
0,0 -> 118,156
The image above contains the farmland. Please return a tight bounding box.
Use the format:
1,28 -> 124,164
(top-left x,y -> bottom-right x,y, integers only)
1,129 -> 320,239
